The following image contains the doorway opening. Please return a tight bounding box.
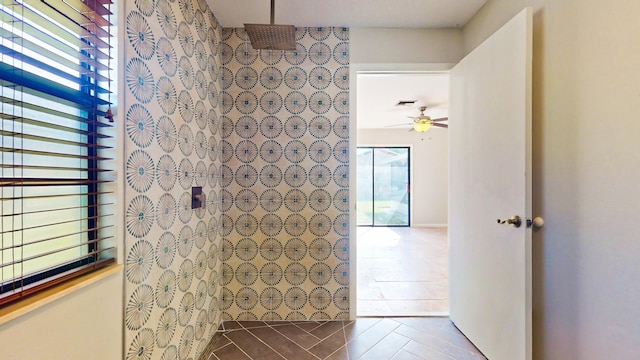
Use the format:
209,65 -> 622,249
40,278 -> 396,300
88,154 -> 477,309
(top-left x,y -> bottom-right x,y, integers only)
354,71 -> 450,317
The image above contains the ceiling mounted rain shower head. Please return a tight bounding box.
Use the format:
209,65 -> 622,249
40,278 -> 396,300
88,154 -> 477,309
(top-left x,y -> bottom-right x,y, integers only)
244,0 -> 297,51
244,24 -> 296,51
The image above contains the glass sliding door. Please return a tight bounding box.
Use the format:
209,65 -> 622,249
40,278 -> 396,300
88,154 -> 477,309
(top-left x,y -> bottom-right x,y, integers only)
373,147 -> 410,226
356,148 -> 374,225
357,147 -> 410,226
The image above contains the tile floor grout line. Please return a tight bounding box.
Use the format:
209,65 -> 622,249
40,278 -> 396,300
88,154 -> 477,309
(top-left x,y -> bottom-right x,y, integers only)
228,330 -> 274,360
291,321 -> 325,338
240,322 -> 277,330
312,321 -> 350,341
287,321 -> 323,341
267,322 -> 323,349
340,323 -> 350,360
239,324 -> 286,358
296,321 -> 326,333
322,344 -> 348,360
401,340 -> 458,360
400,331 -> 485,359
210,341 -> 233,353
271,321 -> 320,344
317,325 -> 348,360
356,322 -> 405,359
269,322 -> 307,328
399,322 -> 484,356
210,341 -> 256,360
343,318 -> 383,345
344,320 -> 404,359
245,325 -> 321,360
387,336 -> 412,360
236,340 -> 257,360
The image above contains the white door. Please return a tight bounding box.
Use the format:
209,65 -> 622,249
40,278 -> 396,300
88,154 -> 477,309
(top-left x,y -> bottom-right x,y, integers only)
449,8 -> 532,360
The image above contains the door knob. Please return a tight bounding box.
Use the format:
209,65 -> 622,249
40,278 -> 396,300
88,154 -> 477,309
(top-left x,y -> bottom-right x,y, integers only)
496,215 -> 522,228
526,216 -> 544,229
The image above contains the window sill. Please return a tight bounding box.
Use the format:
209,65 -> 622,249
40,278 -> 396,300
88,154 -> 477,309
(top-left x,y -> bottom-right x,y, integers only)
0,264 -> 123,327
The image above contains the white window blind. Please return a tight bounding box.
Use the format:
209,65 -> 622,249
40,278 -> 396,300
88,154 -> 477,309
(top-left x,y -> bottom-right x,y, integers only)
0,0 -> 116,306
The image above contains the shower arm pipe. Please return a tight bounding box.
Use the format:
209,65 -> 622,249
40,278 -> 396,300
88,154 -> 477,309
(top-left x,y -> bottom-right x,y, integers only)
270,0 -> 275,24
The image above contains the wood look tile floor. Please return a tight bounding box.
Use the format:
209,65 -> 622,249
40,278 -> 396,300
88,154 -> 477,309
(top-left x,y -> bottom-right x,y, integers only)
357,227 -> 449,316
205,318 -> 486,360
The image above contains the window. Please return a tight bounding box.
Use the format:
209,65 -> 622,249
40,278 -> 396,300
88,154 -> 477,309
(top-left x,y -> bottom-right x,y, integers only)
0,0 -> 116,306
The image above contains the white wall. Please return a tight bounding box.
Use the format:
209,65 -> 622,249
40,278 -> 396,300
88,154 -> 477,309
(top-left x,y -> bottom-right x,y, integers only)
358,129 -> 448,226
464,1 -> 640,359
0,271 -> 124,360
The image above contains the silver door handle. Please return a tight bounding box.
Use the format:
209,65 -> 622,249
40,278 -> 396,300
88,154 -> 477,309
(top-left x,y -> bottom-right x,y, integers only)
497,215 -> 522,228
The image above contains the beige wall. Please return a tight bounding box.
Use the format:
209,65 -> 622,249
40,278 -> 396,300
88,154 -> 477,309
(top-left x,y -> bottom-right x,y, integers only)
0,271 -> 123,360
350,27 -> 463,64
464,1 -> 640,358
357,128 -> 448,226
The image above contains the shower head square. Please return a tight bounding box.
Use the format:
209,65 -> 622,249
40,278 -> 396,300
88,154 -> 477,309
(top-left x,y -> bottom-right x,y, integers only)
244,23 -> 297,51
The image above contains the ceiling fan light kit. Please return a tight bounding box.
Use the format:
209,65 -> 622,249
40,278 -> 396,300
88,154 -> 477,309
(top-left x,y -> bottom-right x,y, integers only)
411,106 -> 447,132
413,121 -> 432,133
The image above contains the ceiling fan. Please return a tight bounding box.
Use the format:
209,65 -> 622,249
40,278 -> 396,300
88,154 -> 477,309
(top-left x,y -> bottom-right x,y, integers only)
388,106 -> 448,132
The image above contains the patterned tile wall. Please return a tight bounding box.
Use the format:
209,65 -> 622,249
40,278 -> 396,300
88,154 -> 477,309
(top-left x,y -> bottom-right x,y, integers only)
220,27 -> 350,321
123,0 -> 223,359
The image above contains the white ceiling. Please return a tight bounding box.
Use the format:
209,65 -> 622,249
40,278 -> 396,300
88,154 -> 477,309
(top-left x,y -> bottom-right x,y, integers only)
207,0 -> 487,28
357,73 -> 449,130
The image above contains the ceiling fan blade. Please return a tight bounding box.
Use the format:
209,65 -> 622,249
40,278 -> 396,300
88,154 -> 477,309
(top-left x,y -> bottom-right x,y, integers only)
385,123 -> 413,127
431,123 -> 448,128
431,117 -> 448,122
